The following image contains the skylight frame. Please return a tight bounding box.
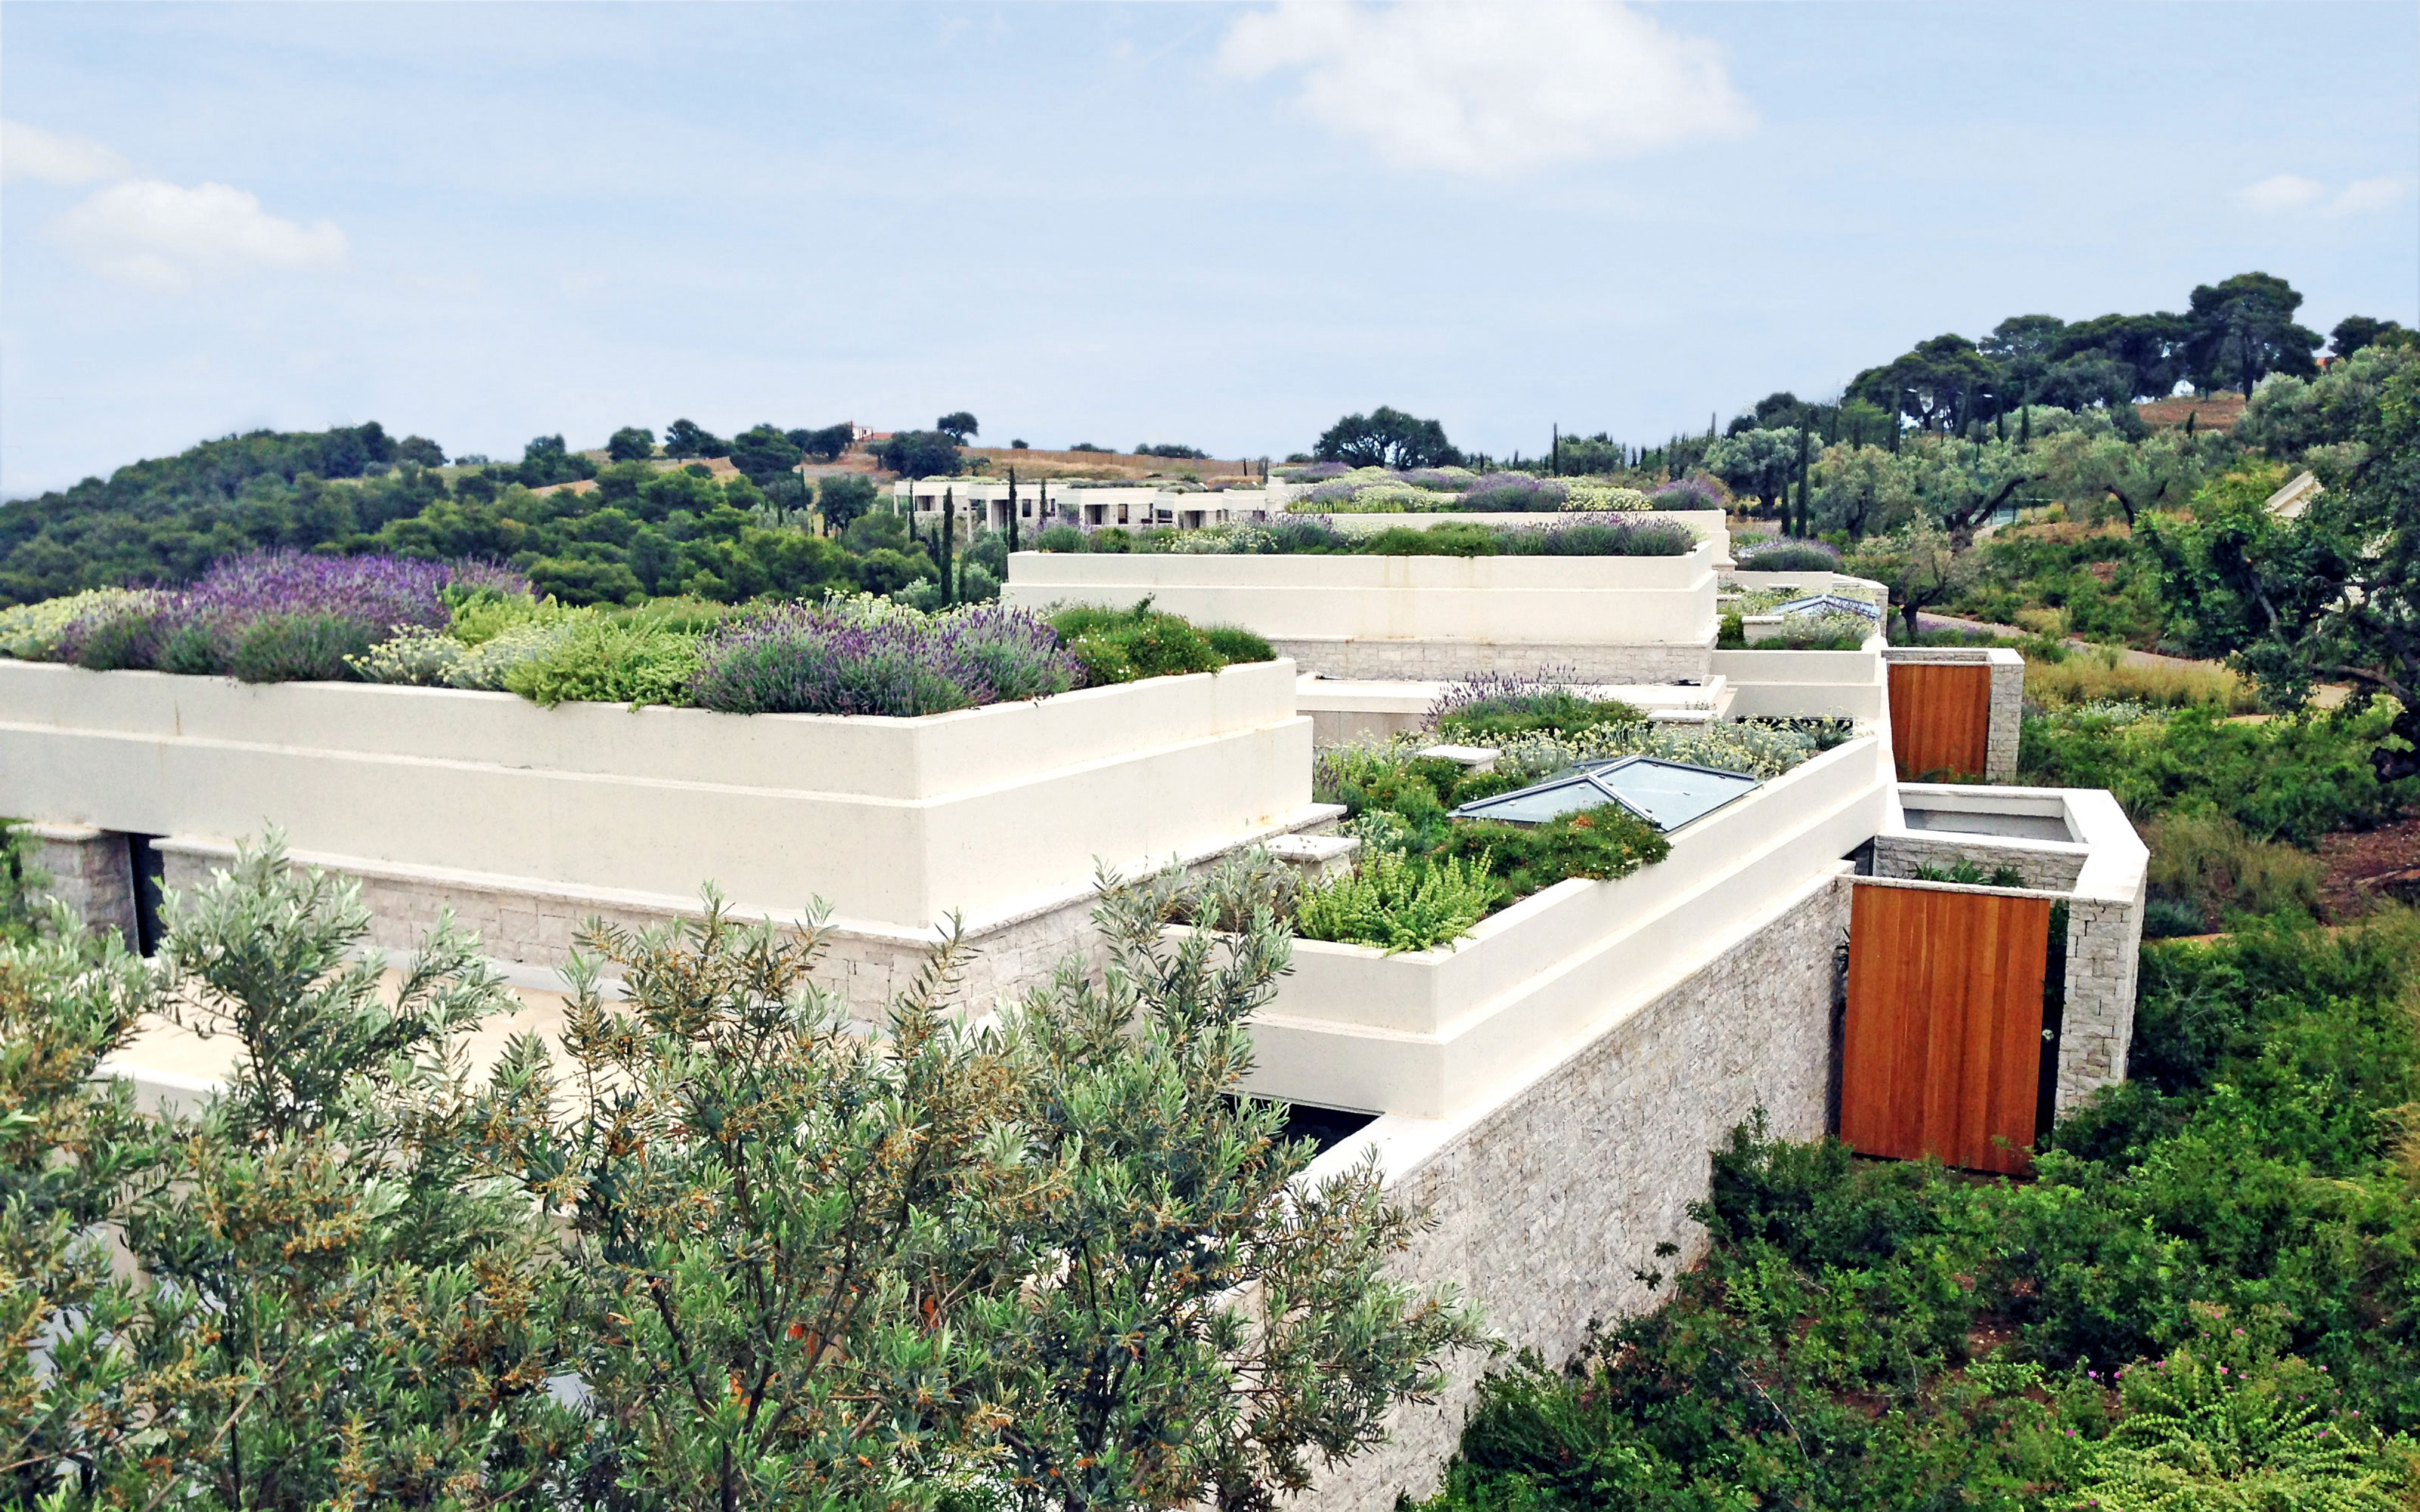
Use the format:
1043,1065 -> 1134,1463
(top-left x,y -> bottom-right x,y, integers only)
1446,753 -> 1761,833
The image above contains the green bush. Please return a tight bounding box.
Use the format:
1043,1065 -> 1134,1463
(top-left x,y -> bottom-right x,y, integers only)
1050,603 -> 1241,685
2021,697 -> 2412,847
1201,623 -> 1274,665
1413,911 -> 2420,1512
1034,525 -> 1087,553
2144,811 -> 2324,927
501,613 -> 701,708
1435,689 -> 1645,744
1439,808 -> 1668,900
1296,847 -> 1494,953
225,612 -> 376,683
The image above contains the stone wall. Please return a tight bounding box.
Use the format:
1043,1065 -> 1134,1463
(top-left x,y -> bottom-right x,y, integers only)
2055,888 -> 2146,1115
1270,637 -> 1711,685
1298,870 -> 1848,1510
151,808 -> 1342,1018
27,826 -> 136,943
1872,833 -> 2086,891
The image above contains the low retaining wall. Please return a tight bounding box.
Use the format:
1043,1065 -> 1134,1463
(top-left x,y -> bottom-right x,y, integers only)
1296,866 -> 1848,1509
1003,544 -> 1720,678
1708,641 -> 1887,721
0,658 -> 1312,938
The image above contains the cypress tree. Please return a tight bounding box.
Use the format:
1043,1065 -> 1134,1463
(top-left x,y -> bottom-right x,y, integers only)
942,486 -> 956,606
2020,404 -> 2031,445
1794,426 -> 1812,537
1007,468 -> 1020,553
1550,424 -> 1559,476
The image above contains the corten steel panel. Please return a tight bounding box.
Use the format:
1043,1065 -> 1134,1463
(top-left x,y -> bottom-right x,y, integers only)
1841,883 -> 2049,1175
1889,663 -> 1993,780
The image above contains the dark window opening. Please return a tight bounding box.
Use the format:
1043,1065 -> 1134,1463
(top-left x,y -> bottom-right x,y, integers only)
2034,900 -> 2069,1144
1225,1095 -> 1379,1154
129,834 -> 168,956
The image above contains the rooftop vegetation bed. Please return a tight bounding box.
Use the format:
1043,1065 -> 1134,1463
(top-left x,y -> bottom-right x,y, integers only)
1031,517 -> 1696,558
1266,464 -> 1730,515
1269,679 -> 1849,953
0,550 -> 1274,717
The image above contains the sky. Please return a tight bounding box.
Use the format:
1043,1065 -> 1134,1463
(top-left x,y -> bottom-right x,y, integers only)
2,1 -> 2415,496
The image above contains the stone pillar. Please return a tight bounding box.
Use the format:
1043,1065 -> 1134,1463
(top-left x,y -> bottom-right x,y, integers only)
23,824 -> 136,943
2055,883 -> 2146,1114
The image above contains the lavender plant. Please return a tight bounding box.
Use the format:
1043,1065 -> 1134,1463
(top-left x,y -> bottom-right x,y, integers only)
689,603 -> 1078,716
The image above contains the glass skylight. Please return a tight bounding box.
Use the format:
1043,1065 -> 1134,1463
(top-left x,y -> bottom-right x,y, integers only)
1448,754 -> 1760,833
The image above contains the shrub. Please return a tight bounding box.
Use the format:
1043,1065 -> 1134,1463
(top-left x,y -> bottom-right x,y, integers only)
1035,525 -> 1087,552
503,614 -> 701,708
1048,603 -> 1244,685
688,603 -> 1078,716
2020,696 -> 2412,847
225,612 -> 377,683
60,591 -> 174,671
1431,673 -> 1646,742
1201,623 -> 1274,665
1912,859 -> 2028,887
1440,807 -> 1669,900
2144,811 -> 2324,924
1296,848 -> 1494,953
1737,540 -> 1841,572
0,587 -> 152,661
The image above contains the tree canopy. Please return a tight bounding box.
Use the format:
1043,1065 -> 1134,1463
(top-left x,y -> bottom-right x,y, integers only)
935,411 -> 980,443
873,430 -> 965,479
1312,407 -> 1462,469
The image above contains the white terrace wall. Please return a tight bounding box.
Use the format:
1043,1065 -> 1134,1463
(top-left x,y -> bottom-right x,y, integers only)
1305,509 -> 1732,563
1004,542 -> 1719,683
2,658 -> 1324,1010
1708,640 -> 1887,722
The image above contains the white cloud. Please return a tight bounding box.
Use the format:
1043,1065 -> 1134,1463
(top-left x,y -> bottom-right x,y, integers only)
49,178 -> 348,289
2327,176 -> 2413,215
2235,174 -> 2325,213
2236,172 -> 2415,217
1218,1 -> 1752,175
1,117 -> 132,184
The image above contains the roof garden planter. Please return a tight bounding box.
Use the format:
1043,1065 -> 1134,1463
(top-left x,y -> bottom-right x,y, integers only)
0,655 -> 1314,936
1222,734 -> 1891,1120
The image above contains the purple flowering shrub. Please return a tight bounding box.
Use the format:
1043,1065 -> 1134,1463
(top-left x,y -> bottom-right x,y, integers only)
1649,473 -> 1727,510
689,603 -> 1081,717
1461,475 -> 1568,513
52,551 -> 527,682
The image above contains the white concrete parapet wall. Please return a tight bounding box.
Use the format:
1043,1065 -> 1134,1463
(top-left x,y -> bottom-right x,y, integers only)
1299,509 -> 1732,564
0,657 -> 1315,942
1004,541 -> 1719,683
1233,734 -> 1891,1120
1708,638 -> 1888,723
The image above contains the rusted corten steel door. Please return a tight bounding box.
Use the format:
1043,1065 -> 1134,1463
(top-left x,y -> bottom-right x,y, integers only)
1888,662 -> 1992,780
1841,881 -> 2051,1176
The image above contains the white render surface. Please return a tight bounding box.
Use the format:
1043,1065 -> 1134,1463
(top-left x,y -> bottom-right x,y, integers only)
1708,639 -> 1888,721
1293,867 -> 1847,1510
0,657 -> 1311,936
1004,541 -> 1720,649
1294,675 -> 1727,746
1302,508 -> 1732,561
1236,736 -> 1890,1118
